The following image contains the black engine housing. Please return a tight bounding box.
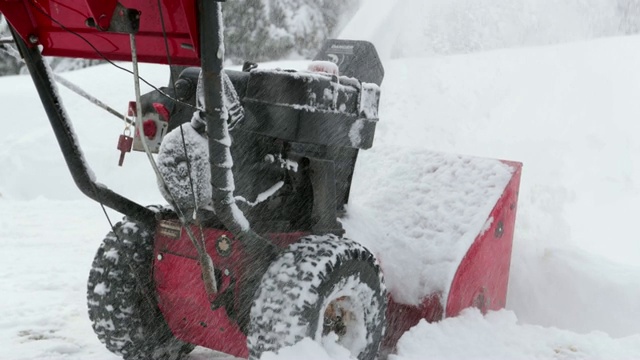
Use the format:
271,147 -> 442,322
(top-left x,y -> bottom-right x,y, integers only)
145,40 -> 384,234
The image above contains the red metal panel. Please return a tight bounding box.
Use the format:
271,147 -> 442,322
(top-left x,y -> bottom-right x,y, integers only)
154,223 -> 247,356
0,0 -> 200,65
445,161 -> 522,317
0,1 -> 38,43
153,222 -> 306,355
155,252 -> 249,358
383,161 -> 521,352
383,294 -> 444,353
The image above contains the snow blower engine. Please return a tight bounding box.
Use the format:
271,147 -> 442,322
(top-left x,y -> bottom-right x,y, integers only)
136,43 -> 383,237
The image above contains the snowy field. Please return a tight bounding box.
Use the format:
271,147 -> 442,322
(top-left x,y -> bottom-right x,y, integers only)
3,1 -> 640,360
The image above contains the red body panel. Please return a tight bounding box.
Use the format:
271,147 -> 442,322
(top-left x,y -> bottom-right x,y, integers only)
155,251 -> 248,358
445,161 -> 522,317
383,294 -> 444,351
153,224 -> 306,357
382,161 -> 522,351
0,0 -> 201,65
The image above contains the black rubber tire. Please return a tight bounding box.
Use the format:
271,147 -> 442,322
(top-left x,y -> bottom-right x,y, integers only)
87,217 -> 194,360
247,235 -> 387,360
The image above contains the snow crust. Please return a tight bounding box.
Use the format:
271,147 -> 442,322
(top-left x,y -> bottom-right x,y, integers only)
250,68 -> 380,118
236,181 -> 284,207
260,337 -> 352,360
392,309 -> 640,360
347,119 -> 364,148
156,123 -> 213,211
92,282 -> 109,296
262,308 -> 640,360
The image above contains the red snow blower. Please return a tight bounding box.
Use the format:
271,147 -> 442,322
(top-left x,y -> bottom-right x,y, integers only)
1,1 -> 522,359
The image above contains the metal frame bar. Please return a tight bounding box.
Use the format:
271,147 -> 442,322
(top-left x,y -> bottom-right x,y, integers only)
198,0 -> 277,333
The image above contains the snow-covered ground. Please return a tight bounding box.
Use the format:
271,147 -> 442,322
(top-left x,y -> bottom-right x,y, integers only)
3,2 -> 640,360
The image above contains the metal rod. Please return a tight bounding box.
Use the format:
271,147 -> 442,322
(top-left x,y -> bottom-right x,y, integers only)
1,42 -> 131,124
53,74 -> 131,123
130,33 -> 218,295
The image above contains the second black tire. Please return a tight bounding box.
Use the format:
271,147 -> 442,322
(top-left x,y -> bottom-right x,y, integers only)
87,217 -> 194,360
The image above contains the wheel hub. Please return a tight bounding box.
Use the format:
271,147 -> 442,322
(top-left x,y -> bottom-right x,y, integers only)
323,296 -> 355,338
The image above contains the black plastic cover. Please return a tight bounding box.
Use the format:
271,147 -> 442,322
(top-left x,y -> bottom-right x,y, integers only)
239,68 -> 380,149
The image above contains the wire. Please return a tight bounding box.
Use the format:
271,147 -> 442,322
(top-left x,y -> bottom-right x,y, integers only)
127,12 -> 217,294
1,43 -> 131,124
99,202 -> 117,233
22,1 -> 196,245
6,13 -> 125,238
156,0 -> 200,216
25,1 -> 211,260
153,4 -> 218,295
156,0 -> 177,87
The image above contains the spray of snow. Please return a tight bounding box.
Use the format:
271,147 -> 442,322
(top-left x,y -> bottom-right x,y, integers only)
341,0 -> 630,60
